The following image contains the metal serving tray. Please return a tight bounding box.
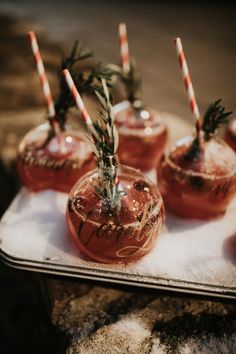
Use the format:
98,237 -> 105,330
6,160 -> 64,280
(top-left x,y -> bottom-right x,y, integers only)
0,181 -> 236,299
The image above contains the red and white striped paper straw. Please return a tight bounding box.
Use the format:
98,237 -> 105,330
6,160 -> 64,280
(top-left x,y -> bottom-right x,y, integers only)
174,37 -> 201,133
63,69 -> 94,128
28,31 -> 56,119
119,23 -> 130,73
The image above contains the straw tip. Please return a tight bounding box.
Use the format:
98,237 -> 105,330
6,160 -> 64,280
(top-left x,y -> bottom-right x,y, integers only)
174,37 -> 181,43
119,22 -> 127,33
62,68 -> 70,78
27,31 -> 35,38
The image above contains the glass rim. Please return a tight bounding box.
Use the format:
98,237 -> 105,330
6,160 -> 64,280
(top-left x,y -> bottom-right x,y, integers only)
68,165 -> 163,228
164,153 -> 236,180
18,123 -> 88,151
70,163 -> 156,189
23,122 -> 85,136
113,101 -> 167,137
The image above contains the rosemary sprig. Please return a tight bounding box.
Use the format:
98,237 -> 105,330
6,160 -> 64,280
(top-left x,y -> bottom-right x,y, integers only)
75,65 -> 114,98
54,41 -> 113,131
83,78 -> 125,212
121,58 -> 142,109
107,57 -> 142,110
202,99 -> 232,140
185,99 -> 232,161
54,40 -> 93,130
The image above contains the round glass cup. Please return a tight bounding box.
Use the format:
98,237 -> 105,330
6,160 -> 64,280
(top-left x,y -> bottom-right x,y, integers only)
17,123 -> 95,192
113,101 -> 168,172
66,164 -> 165,264
158,138 -> 236,219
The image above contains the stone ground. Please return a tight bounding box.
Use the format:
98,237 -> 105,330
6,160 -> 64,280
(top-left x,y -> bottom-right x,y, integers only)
46,278 -> 236,354
0,4 -> 236,354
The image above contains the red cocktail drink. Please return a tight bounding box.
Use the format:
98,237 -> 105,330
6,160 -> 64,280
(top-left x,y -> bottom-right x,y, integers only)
114,102 -> 168,172
67,165 -> 164,263
158,135 -> 236,219
17,123 -> 95,192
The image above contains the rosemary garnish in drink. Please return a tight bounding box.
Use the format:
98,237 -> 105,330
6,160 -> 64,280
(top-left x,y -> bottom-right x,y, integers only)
185,99 -> 232,160
54,40 -> 93,130
55,41 -> 113,130
120,57 -> 142,110
107,57 -> 143,113
84,78 -> 125,213
202,99 -> 232,141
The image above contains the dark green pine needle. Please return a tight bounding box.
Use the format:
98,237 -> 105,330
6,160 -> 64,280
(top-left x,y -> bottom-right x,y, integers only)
120,57 -> 142,108
202,99 -> 232,140
184,99 -> 232,161
54,41 -> 93,130
54,41 -> 114,130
